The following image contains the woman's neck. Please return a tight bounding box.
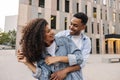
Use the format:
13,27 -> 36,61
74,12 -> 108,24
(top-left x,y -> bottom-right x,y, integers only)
45,40 -> 54,47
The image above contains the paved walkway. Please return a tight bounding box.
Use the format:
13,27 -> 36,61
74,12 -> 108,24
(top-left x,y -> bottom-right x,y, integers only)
0,50 -> 120,80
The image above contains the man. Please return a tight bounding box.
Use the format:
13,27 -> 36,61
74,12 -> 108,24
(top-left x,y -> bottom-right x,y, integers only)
51,12 -> 91,80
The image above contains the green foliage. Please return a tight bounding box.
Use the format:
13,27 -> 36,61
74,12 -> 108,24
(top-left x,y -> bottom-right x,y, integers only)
0,32 -> 10,44
0,30 -> 16,48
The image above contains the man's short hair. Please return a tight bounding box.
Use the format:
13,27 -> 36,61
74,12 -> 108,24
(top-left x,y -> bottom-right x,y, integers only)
73,12 -> 88,25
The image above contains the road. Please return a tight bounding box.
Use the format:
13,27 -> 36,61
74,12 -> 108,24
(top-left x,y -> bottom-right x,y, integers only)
0,50 -> 120,80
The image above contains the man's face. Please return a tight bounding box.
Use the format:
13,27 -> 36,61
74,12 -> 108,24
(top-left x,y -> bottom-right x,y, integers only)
69,17 -> 85,35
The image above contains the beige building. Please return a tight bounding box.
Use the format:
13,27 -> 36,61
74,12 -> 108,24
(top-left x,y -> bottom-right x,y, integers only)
4,15 -> 18,32
16,0 -> 120,54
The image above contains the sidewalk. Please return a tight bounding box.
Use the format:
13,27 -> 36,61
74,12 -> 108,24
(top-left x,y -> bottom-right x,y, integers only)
0,50 -> 120,80
83,54 -> 120,80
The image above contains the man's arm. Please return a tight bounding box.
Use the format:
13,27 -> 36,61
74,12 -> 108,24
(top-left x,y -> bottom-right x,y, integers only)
50,65 -> 81,80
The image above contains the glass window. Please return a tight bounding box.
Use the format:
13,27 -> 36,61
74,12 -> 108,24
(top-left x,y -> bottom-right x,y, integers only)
39,0 -> 45,8
38,13 -> 42,18
29,0 -> 32,5
113,12 -> 116,22
97,23 -> 99,34
85,5 -> 87,14
57,0 -> 59,10
93,7 -> 97,18
64,17 -> 67,30
100,9 -> 102,19
96,39 -> 100,54
65,0 -> 69,12
105,10 -> 107,20
92,22 -> 94,34
51,15 -> 56,29
103,0 -> 107,6
77,3 -> 79,13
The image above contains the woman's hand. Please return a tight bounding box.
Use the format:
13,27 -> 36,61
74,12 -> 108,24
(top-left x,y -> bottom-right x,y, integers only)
17,50 -> 28,65
17,50 -> 37,73
45,56 -> 60,65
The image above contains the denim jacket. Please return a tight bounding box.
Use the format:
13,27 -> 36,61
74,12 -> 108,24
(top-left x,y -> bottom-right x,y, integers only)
33,36 -> 83,80
56,30 -> 91,68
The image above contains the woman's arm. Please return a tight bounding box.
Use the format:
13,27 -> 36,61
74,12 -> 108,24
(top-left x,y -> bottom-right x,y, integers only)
17,50 -> 36,73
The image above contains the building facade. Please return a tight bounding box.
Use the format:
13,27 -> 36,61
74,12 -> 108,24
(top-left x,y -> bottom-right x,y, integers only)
17,0 -> 120,54
4,15 -> 18,32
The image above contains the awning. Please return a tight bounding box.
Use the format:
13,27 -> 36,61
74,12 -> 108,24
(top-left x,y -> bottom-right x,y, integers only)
105,34 -> 120,39
105,34 -> 120,41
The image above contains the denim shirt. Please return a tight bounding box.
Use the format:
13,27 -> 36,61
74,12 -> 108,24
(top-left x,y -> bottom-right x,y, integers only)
56,30 -> 91,80
33,36 -> 83,80
56,30 -> 91,68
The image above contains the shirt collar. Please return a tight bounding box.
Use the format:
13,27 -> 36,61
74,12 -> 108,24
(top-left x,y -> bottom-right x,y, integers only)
67,31 -> 87,40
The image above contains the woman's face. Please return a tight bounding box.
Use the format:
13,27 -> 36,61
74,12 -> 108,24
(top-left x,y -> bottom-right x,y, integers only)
44,25 -> 55,43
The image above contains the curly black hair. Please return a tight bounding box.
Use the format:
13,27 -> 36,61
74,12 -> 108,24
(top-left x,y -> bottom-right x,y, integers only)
20,18 -> 48,63
73,12 -> 88,25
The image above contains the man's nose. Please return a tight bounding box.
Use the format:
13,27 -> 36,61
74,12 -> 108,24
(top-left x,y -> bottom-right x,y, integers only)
69,25 -> 74,29
50,30 -> 55,35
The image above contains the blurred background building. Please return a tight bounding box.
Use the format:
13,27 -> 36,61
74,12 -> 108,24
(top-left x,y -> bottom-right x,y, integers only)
4,15 -> 17,32
16,0 -> 120,54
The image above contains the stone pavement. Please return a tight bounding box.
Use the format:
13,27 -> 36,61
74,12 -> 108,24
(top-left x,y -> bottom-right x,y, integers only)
0,50 -> 120,80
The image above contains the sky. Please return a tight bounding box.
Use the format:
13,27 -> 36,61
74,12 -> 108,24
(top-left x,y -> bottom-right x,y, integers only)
0,0 -> 19,31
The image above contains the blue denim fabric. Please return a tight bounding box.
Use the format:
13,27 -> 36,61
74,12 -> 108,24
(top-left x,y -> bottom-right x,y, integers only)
33,36 -> 83,80
56,30 -> 91,80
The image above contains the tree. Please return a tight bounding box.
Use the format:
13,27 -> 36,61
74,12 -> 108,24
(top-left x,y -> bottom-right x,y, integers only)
0,30 -> 16,48
0,32 -> 10,44
8,30 -> 16,48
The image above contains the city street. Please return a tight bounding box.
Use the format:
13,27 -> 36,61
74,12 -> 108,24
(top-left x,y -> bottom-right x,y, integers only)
0,50 -> 120,80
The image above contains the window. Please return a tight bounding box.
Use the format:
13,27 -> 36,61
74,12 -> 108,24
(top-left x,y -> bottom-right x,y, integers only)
39,0 -> 45,8
113,0 -> 116,8
90,38 -> 92,54
113,41 -> 116,54
107,24 -> 109,34
105,41 -> 108,54
97,23 -> 99,34
57,0 -> 59,10
93,7 -> 97,18
92,22 -> 94,34
85,25 -> 87,33
113,12 -> 116,22
51,15 -> 56,29
119,14 -> 120,23
96,39 -> 100,54
109,0 -> 113,7
65,0 -> 69,12
100,9 -> 102,19
77,3 -> 79,12
64,17 -> 67,30
29,0 -> 32,5
94,0 -> 97,4
38,13 -> 42,18
85,5 -> 87,14
119,2 -> 120,9
103,0 -> 106,6
103,24 -> 104,34
105,10 -> 107,20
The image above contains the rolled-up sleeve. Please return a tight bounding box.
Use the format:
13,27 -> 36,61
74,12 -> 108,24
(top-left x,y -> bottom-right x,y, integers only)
68,54 -> 77,66
32,67 -> 42,79
68,49 -> 83,66
64,38 -> 83,66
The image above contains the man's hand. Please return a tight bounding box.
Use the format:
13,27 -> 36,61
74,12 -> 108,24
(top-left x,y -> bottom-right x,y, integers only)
50,69 -> 67,80
45,56 -> 60,65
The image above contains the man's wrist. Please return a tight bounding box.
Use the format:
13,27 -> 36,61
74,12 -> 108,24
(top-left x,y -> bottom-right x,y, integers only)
62,67 -> 71,74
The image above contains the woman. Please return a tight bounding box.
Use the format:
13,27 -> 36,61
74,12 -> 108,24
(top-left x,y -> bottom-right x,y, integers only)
17,18 -> 83,80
